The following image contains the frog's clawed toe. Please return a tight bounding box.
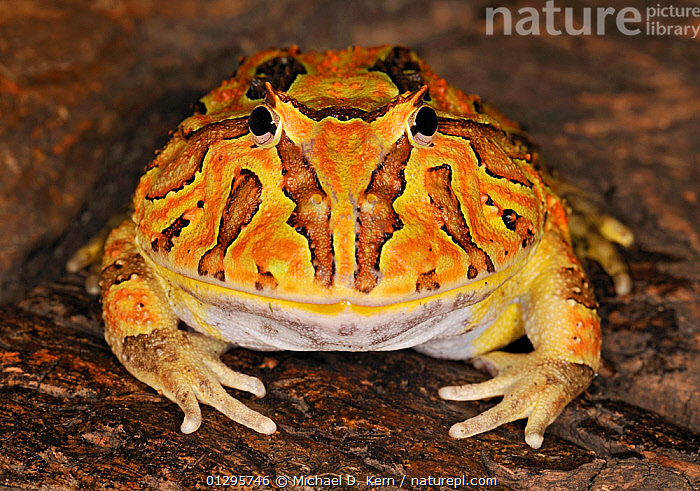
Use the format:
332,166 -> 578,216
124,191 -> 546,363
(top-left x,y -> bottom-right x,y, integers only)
439,352 -> 594,449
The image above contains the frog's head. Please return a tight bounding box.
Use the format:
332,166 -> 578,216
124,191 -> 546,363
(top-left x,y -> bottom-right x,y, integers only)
134,46 -> 544,306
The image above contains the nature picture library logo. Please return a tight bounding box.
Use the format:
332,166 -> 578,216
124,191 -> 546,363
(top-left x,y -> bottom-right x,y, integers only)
485,1 -> 700,38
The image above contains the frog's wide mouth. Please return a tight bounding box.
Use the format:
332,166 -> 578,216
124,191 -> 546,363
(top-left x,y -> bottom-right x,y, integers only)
151,253 -> 519,317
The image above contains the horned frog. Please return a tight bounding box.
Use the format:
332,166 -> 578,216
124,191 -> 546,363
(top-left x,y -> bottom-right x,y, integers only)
96,46 -> 632,448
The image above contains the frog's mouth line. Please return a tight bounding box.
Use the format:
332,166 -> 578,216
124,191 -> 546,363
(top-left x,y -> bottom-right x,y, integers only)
158,258 -> 512,353
149,249 -> 525,317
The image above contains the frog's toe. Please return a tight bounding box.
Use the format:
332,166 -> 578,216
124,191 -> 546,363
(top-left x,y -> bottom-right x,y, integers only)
439,372 -> 514,401
598,215 -> 634,248
176,390 -> 202,434
446,393 -> 532,441
439,352 -> 594,448
585,229 -> 633,296
145,361 -> 204,434
192,376 -> 277,435
612,272 -> 632,297
204,356 -> 267,398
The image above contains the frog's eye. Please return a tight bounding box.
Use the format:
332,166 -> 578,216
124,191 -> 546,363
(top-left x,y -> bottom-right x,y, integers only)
406,105 -> 438,147
249,105 -> 282,147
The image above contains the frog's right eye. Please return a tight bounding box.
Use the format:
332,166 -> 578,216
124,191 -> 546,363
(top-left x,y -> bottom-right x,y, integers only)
406,105 -> 438,147
249,105 -> 282,147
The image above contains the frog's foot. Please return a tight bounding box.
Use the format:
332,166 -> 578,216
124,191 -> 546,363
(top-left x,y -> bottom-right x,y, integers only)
67,235 -> 107,295
67,213 -> 131,295
439,351 -> 593,449
564,193 -> 634,296
120,328 -> 277,435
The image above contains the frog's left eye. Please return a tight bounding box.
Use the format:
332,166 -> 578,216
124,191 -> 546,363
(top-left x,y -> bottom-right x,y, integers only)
407,105 -> 438,147
249,105 -> 282,147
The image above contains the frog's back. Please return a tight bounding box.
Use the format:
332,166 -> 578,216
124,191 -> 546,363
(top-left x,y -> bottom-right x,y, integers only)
133,46 -> 548,306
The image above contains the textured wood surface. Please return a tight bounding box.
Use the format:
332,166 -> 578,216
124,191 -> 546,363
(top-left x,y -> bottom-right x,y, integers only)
1,0 -> 698,489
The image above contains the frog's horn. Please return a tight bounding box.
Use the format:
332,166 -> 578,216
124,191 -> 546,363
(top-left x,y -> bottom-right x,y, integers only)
263,82 -> 281,107
405,85 -> 429,107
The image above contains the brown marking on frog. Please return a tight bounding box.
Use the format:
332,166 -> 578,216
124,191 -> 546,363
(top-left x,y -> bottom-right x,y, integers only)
151,214 -> 190,253
246,55 -> 307,100
198,169 -> 262,281
368,46 -> 430,100
100,253 -> 150,297
275,90 -> 410,124
255,265 -> 278,292
276,133 -> 335,287
416,269 -> 440,292
354,135 -> 412,293
425,164 -> 495,277
560,266 -> 598,309
501,209 -> 519,231
119,329 -> 208,392
146,118 -> 250,200
438,118 -> 533,188
495,207 -> 537,252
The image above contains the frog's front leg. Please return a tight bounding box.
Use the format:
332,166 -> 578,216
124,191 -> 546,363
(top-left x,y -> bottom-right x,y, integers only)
439,225 -> 600,449
100,219 -> 276,435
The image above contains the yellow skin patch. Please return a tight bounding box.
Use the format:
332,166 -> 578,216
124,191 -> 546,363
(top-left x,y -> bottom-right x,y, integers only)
101,45 -> 618,448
